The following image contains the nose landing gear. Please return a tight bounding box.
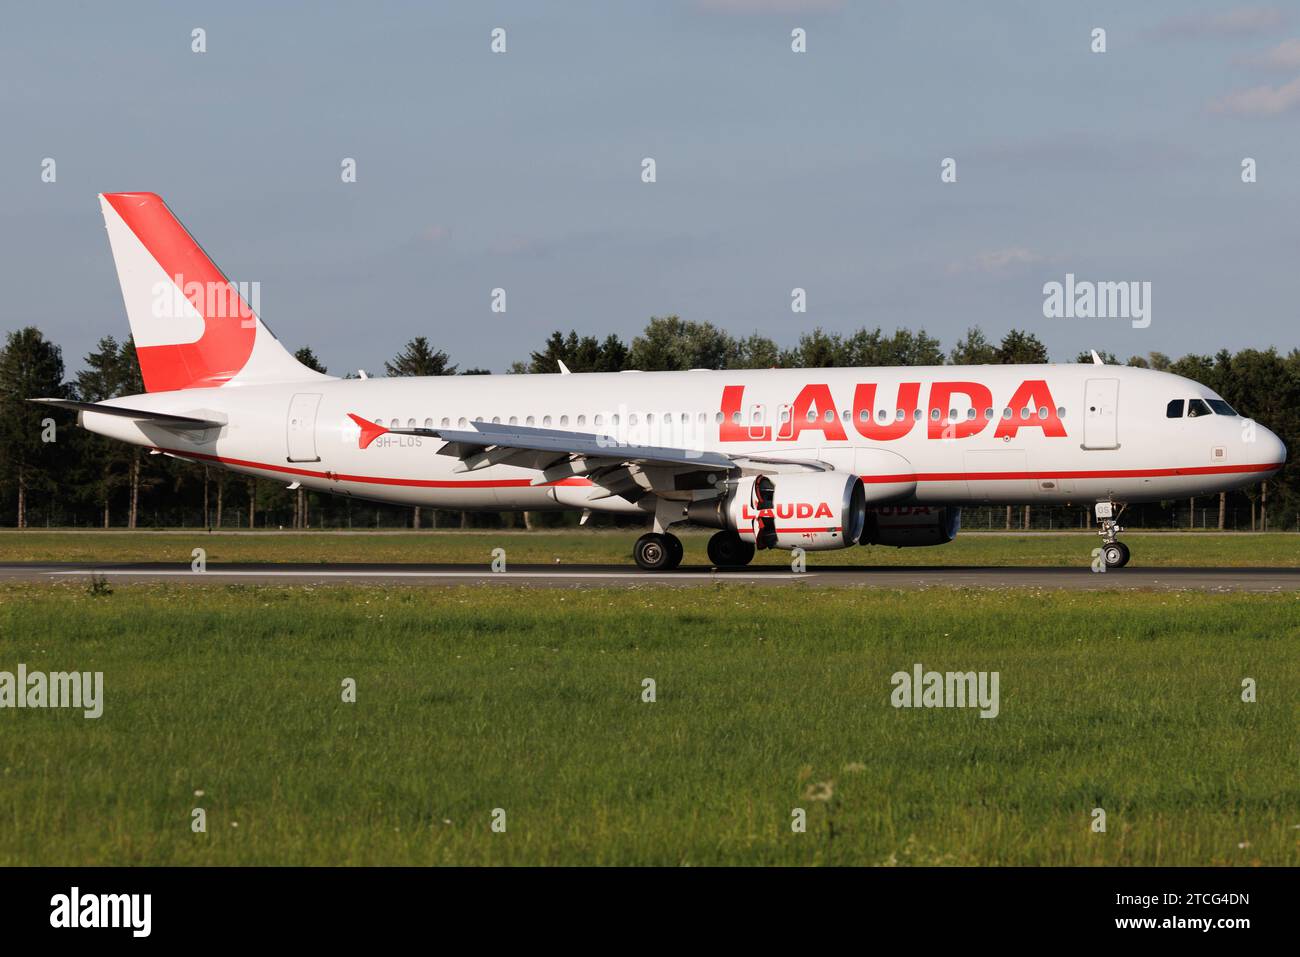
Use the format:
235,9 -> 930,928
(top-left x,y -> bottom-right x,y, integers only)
1095,502 -> 1131,569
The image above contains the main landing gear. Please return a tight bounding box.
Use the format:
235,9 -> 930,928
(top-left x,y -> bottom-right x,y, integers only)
706,529 -> 756,568
1095,502 -> 1131,569
633,532 -> 684,571
631,529 -> 759,571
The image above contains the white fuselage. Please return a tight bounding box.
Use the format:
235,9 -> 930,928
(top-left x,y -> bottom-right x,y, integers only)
81,364 -> 1286,515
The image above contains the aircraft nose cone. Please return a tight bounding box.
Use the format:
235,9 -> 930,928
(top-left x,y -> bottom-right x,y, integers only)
1259,426 -> 1286,475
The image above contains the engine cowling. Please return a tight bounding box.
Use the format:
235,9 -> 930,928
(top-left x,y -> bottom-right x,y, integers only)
689,473 -> 866,551
859,506 -> 961,547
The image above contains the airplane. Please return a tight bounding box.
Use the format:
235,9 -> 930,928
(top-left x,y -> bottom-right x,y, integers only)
34,192 -> 1287,571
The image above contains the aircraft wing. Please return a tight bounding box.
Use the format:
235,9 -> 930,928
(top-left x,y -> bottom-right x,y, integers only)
30,398 -> 224,431
348,414 -> 827,502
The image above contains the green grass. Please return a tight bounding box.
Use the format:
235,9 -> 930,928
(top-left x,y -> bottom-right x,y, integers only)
0,583 -> 1296,865
0,529 -> 1296,567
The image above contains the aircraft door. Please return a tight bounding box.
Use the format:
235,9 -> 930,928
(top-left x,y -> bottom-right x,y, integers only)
287,393 -> 323,462
1081,378 -> 1119,450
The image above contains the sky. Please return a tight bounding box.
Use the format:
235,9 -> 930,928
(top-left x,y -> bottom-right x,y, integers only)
2,0 -> 1299,376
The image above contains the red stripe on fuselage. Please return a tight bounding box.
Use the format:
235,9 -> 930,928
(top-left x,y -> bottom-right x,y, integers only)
153,447 -> 593,488
860,462 -> 1282,483
153,447 -> 1282,491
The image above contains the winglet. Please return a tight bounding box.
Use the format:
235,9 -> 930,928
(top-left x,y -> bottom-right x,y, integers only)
348,413 -> 389,449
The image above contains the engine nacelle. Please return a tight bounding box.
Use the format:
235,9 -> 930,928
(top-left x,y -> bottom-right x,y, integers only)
689,472 -> 866,550
859,505 -> 961,547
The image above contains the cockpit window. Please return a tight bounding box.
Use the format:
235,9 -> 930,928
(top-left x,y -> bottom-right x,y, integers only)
1166,399 -> 1183,418
1187,398 -> 1212,418
1207,399 -> 1236,416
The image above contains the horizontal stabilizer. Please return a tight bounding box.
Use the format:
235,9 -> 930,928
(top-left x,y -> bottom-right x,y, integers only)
29,398 -> 223,430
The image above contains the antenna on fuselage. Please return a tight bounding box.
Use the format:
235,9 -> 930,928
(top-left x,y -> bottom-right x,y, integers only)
1090,350 -> 1104,365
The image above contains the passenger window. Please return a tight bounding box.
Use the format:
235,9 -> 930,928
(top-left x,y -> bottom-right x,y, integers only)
1187,399 -> 1211,418
1166,400 -> 1184,418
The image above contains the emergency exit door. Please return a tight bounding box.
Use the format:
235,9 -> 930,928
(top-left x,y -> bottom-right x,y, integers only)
286,393 -> 323,462
1081,378 -> 1119,450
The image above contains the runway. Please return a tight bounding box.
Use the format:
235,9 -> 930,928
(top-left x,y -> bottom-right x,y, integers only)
0,562 -> 1297,591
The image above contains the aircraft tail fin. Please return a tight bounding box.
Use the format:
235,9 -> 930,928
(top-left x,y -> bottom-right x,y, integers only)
98,192 -> 331,393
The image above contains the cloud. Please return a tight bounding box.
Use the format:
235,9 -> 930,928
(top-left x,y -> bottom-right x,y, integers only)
1235,37 -> 1300,68
1148,6 -> 1287,40
947,247 -> 1045,276
420,225 -> 450,242
1208,75 -> 1300,114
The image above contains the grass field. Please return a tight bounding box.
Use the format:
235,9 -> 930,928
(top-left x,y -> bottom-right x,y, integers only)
0,529 -> 1296,567
0,582 -> 1296,866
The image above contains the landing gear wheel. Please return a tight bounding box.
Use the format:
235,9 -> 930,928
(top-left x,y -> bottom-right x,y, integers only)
663,533 -> 684,569
1101,541 -> 1129,570
1094,502 -> 1130,570
634,533 -> 679,571
707,530 -> 756,568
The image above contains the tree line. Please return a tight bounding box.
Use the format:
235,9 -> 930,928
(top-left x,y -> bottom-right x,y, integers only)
1,319 -> 1296,531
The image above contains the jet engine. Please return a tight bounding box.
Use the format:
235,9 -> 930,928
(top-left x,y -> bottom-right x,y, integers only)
687,472 -> 866,550
859,506 -> 961,547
